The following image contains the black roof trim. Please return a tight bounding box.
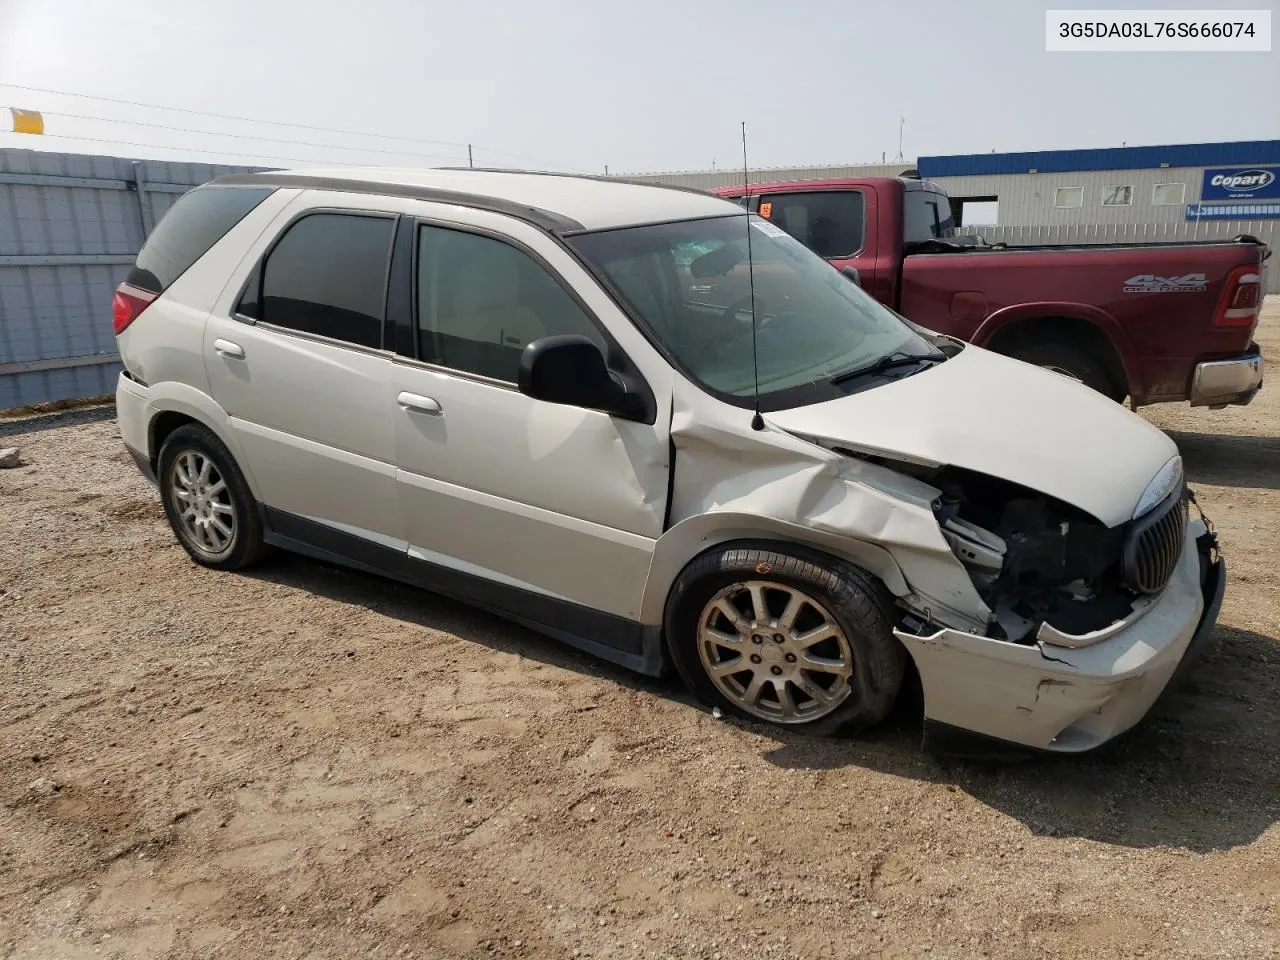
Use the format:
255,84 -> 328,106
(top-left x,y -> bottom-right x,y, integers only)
436,166 -> 721,199
208,172 -> 585,232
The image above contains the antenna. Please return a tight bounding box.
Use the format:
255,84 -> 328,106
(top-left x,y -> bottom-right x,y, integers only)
742,121 -> 764,431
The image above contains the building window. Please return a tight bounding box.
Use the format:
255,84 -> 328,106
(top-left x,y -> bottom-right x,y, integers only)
1102,185 -> 1133,206
1053,186 -> 1085,208
1152,182 -> 1186,205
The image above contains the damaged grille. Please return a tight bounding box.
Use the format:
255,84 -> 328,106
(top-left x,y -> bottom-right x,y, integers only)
1123,489 -> 1189,595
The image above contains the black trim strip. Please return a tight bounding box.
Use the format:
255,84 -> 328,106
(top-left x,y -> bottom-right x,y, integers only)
261,507 -> 659,670
210,172 -> 584,233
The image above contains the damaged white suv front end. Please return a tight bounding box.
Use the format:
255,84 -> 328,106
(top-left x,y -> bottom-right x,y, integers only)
759,346 -> 1225,755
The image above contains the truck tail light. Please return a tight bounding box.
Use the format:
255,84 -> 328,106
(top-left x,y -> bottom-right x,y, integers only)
1213,267 -> 1262,328
112,282 -> 157,335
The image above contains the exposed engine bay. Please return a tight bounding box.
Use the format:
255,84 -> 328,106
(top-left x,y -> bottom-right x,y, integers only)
843,451 -> 1145,644
930,467 -> 1138,642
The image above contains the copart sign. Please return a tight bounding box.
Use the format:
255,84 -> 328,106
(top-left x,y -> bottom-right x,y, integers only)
1201,166 -> 1280,201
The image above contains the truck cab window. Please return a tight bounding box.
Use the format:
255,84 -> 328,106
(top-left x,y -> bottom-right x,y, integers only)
758,191 -> 865,259
903,190 -> 956,246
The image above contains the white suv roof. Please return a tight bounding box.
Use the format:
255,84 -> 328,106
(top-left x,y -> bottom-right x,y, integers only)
209,166 -> 741,233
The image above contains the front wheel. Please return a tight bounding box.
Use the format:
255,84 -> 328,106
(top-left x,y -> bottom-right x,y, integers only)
665,545 -> 905,736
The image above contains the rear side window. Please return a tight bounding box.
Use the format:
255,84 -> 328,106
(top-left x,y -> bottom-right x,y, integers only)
757,191 -> 865,258
250,212 -> 394,349
903,189 -> 956,245
128,186 -> 272,294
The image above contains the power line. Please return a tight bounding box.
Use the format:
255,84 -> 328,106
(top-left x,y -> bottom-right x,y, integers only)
0,81 -> 586,171
34,110 -> 465,163
0,129 -> 369,168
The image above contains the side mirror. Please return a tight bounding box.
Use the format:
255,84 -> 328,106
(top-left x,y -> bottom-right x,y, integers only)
841,265 -> 862,287
518,335 -> 637,417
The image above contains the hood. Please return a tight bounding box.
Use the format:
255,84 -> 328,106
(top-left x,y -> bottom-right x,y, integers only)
764,346 -> 1178,528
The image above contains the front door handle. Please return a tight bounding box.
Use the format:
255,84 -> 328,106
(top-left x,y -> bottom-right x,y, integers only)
213,338 -> 245,359
397,391 -> 442,415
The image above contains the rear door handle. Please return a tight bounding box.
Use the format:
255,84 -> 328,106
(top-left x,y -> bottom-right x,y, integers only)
397,391 -> 442,415
213,338 -> 245,359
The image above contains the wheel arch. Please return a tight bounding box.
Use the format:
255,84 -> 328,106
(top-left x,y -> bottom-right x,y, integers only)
641,513 -> 910,629
974,303 -> 1136,400
141,384 -> 259,498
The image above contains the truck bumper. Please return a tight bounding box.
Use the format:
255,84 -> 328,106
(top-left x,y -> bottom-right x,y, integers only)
1189,342 -> 1263,408
895,517 -> 1223,755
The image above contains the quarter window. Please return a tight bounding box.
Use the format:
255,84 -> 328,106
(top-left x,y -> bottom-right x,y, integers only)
129,185 -> 272,294
1054,186 -> 1085,208
758,191 -> 865,258
1152,182 -> 1186,205
415,225 -> 604,383
251,212 -> 394,349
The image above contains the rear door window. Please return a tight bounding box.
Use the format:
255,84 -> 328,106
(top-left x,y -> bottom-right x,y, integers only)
128,185 -> 273,293
903,189 -> 956,245
247,212 -> 395,349
756,190 -> 865,258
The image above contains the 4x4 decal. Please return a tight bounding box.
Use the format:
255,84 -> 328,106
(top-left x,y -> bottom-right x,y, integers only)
1123,273 -> 1208,294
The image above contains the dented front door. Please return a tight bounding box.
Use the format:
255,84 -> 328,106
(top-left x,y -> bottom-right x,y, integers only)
391,362 -> 669,620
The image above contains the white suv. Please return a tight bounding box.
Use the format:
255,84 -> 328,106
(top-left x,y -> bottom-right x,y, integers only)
113,168 -> 1225,755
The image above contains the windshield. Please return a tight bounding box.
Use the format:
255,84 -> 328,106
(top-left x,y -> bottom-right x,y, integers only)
567,215 -> 939,409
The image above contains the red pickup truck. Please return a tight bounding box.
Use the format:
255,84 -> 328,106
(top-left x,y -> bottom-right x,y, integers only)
714,178 -> 1267,408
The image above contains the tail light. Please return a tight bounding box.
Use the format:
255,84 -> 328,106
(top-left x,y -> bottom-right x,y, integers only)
1213,266 -> 1263,328
112,282 -> 157,335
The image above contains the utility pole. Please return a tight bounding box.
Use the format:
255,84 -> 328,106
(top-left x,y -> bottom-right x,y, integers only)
894,117 -> 905,162
468,144 -> 473,168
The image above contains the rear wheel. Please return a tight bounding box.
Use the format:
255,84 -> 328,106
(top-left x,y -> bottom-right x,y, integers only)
665,545 -> 905,736
1006,341 -> 1122,401
157,424 -> 266,570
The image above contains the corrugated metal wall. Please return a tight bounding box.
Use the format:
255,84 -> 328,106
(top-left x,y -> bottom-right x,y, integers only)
938,166 -> 1239,226
0,149 -> 265,410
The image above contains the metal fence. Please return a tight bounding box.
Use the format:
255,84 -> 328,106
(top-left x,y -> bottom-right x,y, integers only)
0,149 -> 264,410
956,220 -> 1279,293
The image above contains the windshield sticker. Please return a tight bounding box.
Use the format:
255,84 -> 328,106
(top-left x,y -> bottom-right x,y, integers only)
759,201 -> 773,218
751,220 -> 789,240
1122,273 -> 1207,293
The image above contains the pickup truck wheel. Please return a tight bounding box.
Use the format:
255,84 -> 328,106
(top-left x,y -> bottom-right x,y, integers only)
1008,342 -> 1122,401
665,545 -> 905,737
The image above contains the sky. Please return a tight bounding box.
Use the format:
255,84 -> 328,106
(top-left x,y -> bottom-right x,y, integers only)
0,0 -> 1276,175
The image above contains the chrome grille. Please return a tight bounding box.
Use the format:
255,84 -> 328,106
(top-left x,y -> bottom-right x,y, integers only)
1123,490 -> 1189,595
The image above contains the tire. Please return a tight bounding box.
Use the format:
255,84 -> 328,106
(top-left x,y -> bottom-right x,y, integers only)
664,543 -> 905,737
157,423 -> 266,571
1006,341 -> 1122,401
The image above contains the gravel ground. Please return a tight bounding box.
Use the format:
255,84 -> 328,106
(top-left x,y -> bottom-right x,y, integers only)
1,301 -> 1278,960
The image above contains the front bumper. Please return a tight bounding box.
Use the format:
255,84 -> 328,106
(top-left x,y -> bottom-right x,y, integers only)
1189,342 -> 1263,408
895,517 -> 1223,754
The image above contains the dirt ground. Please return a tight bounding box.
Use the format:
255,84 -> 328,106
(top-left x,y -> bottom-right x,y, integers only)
2,302 -> 1278,960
